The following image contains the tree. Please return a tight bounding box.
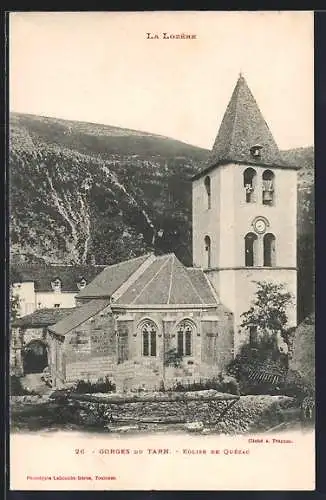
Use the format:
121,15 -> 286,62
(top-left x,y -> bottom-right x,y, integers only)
240,281 -> 293,345
164,348 -> 183,368
226,282 -> 294,394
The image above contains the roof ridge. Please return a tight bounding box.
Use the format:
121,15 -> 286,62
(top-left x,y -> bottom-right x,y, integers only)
167,254 -> 174,305
39,307 -> 74,311
111,253 -> 156,302
76,253 -> 153,299
131,255 -> 171,305
102,253 -> 153,271
201,271 -> 220,305
48,299 -> 110,336
155,252 -> 175,259
11,263 -> 107,268
228,78 -> 241,158
173,259 -> 204,305
185,266 -> 212,305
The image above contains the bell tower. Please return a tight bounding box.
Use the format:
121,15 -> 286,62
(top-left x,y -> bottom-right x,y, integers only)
192,74 -> 298,353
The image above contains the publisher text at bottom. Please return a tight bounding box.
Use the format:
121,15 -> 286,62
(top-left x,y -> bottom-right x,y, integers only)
26,475 -> 117,481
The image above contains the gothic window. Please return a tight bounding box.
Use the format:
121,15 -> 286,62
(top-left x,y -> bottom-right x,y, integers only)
243,167 -> 257,203
176,320 -> 195,356
263,233 -> 276,267
262,170 -> 275,205
245,232 -> 258,267
204,176 -> 211,209
140,320 -> 157,357
204,235 -> 211,268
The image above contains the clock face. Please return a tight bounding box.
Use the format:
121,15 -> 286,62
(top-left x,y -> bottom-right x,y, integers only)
254,219 -> 267,234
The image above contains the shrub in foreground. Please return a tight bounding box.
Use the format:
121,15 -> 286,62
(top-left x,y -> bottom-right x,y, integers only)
72,376 -> 116,394
167,374 -> 240,395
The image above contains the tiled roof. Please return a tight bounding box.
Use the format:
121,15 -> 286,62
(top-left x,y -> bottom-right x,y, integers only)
116,254 -> 218,305
48,299 -> 111,336
12,308 -> 75,328
210,74 -> 284,166
76,254 -> 152,299
193,75 -> 297,180
186,268 -> 218,304
47,254 -> 221,335
10,264 -> 106,292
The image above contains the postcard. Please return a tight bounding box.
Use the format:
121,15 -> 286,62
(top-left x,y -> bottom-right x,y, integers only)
8,10 -> 315,490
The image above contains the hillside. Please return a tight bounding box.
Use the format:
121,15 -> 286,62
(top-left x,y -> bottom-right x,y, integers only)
10,112 -> 207,163
10,112 -> 210,266
9,113 -> 314,319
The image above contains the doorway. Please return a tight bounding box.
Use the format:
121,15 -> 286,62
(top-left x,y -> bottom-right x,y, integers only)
23,340 -> 48,374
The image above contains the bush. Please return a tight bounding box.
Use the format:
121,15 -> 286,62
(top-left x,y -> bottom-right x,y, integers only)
164,348 -> 183,368
226,341 -> 288,396
167,374 -> 240,395
10,375 -> 36,396
72,376 -> 116,394
278,369 -> 314,402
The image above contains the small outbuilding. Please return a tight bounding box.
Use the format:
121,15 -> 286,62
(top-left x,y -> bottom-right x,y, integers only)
11,307 -> 74,376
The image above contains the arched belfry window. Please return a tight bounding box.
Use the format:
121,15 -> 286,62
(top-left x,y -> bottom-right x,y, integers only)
243,168 -> 257,203
204,235 -> 211,268
263,233 -> 276,267
176,319 -> 195,357
204,176 -> 211,209
262,170 -> 275,206
245,232 -> 258,267
139,319 -> 157,357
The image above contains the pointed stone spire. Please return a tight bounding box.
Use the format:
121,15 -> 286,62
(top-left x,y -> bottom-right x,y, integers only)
208,74 -> 284,167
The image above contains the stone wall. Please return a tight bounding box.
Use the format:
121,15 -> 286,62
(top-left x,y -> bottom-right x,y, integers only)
54,394 -> 294,435
63,308 -> 117,383
51,305 -> 234,390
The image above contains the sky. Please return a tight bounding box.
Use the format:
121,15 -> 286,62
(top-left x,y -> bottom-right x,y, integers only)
9,11 -> 313,150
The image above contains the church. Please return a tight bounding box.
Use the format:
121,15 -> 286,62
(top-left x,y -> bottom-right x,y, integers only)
47,75 -> 299,390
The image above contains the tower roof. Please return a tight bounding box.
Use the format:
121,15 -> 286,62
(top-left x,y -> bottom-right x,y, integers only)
210,74 -> 284,166
193,74 -> 299,180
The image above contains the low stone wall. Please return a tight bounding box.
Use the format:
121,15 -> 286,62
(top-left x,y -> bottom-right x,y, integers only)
10,391 -> 298,434
10,394 -> 52,409
11,395 -> 51,404
52,391 -> 295,434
